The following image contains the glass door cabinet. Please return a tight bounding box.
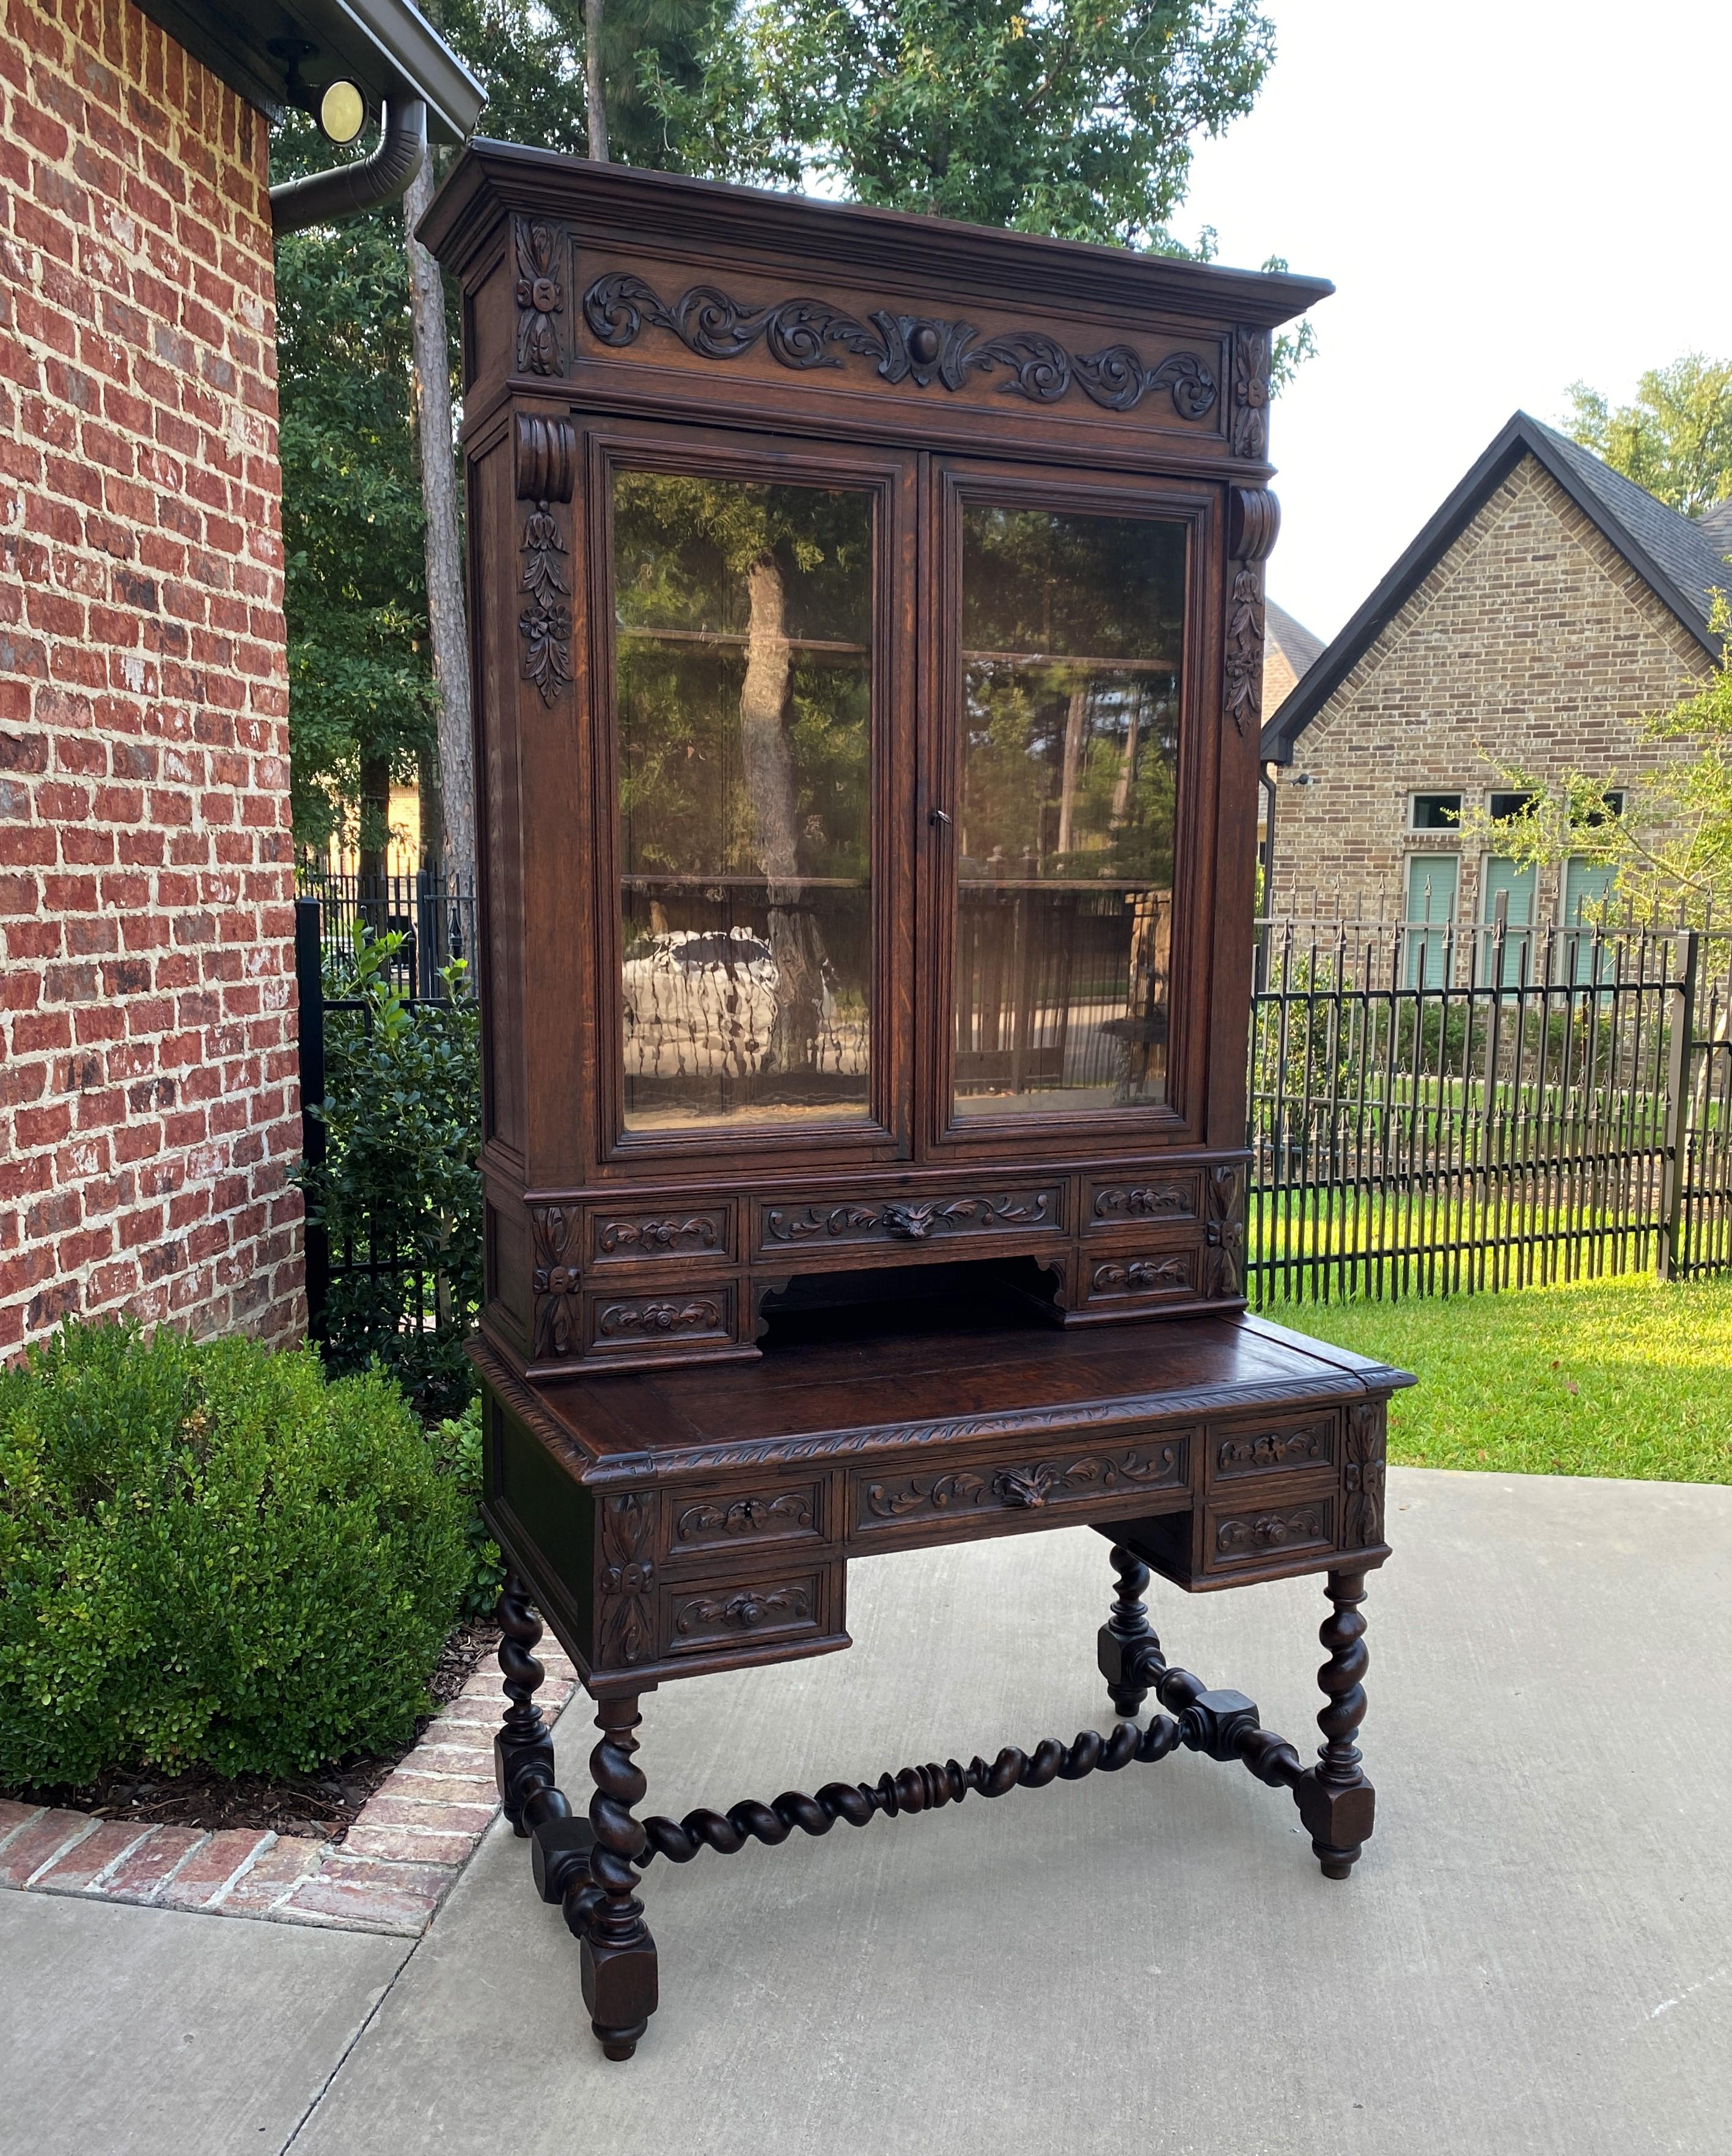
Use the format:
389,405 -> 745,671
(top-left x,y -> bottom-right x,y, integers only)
422,151 -> 1324,1375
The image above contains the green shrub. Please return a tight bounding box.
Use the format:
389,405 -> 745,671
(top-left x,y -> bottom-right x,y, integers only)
431,1397 -> 506,1624
0,1320 -> 471,1790
300,926 -> 482,1422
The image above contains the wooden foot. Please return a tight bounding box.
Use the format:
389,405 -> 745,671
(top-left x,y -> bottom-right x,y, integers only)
578,1694 -> 658,2060
1097,1543 -> 1158,1719
1294,1570 -> 1375,1879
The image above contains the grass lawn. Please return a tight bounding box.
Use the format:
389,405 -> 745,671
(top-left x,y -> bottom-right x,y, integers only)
1263,1271 -> 1732,1484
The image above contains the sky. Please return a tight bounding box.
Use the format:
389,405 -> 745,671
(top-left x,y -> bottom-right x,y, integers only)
1180,0 -> 1728,642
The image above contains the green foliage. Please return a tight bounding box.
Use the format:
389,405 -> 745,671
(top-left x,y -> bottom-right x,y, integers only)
1565,355 -> 1732,519
0,1322 -> 471,1790
1463,595 -> 1732,926
274,114 -> 435,856
431,1397 -> 507,1622
300,931 -> 483,1421
649,0 -> 1275,249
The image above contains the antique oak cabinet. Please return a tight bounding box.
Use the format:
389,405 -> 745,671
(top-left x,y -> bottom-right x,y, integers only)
420,142 -> 1411,2062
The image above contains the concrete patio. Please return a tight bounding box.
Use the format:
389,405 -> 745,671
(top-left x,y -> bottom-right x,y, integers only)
3,1465 -> 1728,2156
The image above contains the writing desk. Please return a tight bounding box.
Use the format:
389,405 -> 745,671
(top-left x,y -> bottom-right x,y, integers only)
475,1300 -> 1411,2058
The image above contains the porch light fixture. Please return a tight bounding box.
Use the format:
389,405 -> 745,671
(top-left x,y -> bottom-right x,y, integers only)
317,78 -> 368,145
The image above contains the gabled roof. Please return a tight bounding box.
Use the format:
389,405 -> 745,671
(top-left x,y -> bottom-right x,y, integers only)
1265,600 -> 1326,682
1262,411 -> 1729,763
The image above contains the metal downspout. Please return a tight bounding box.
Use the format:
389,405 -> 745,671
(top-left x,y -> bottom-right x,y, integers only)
270,97 -> 427,235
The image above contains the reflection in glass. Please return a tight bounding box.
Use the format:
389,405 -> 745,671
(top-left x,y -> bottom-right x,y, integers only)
613,473 -> 873,1130
953,506 -> 1184,1118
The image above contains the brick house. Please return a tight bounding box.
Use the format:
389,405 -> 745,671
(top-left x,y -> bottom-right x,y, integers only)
1259,412 -> 1728,944
0,0 -> 477,1358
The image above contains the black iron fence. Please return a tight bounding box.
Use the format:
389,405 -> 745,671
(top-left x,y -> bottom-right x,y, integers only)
294,874 -> 480,1405
1249,912 -> 1732,1304
294,865 -> 478,1002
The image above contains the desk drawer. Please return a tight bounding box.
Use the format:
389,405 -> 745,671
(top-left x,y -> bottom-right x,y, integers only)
850,1435 -> 1190,1537
661,1567 -> 829,1656
1206,1411 -> 1336,1485
662,1479 -> 827,1567
1203,1483 -> 1337,1575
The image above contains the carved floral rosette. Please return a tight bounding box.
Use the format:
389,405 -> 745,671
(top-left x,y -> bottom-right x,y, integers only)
1200,1164 -> 1247,1300
598,1493 -> 658,1666
1341,1401 -> 1387,1548
530,1205 -> 580,1358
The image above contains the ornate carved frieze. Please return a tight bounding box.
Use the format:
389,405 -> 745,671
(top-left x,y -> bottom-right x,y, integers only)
1092,1182 -> 1195,1223
673,1492 -> 815,1545
763,1190 -> 1054,1246
1091,1256 -> 1192,1297
1230,327 -> 1271,460
862,1443 -> 1183,1525
1341,1401 -> 1387,1547
513,218 -> 568,376
529,1205 -> 579,1359
1222,565 -> 1265,738
598,1493 -> 657,1665
1216,1504 -> 1328,1557
596,1215 -> 721,1257
673,1584 -> 812,1635
1200,1164 -> 1247,1298
581,271 -> 1219,422
597,1298 -> 724,1340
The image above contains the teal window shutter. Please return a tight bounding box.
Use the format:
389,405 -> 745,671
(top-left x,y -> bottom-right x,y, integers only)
1404,854 -> 1458,988
1481,857 -> 1536,987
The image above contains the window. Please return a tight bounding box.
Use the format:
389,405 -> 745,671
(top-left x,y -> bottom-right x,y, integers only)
1480,858 -> 1536,988
1409,792 -> 1462,831
1404,854 -> 1458,987
1573,789 -> 1624,828
1488,790 -> 1536,822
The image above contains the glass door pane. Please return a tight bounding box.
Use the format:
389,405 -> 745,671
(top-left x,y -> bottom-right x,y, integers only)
951,506 -> 1185,1119
612,472 -> 873,1131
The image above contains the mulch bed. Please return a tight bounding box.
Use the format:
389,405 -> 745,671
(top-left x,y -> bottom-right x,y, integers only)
3,1621 -> 502,1846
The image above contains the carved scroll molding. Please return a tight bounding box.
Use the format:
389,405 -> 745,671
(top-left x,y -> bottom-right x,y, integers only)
1222,564 -> 1265,738
513,218 -> 568,376
1092,1255 -> 1191,1296
863,1444 -> 1182,1523
1341,1401 -> 1388,1547
582,271 -> 1219,422
675,1493 -> 813,1545
515,413 -> 576,504
597,1215 -> 719,1257
530,1205 -> 580,1359
598,1493 -> 657,1666
765,1190 -> 1054,1245
1228,486 -> 1280,563
1230,326 -> 1271,459
1093,1182 -> 1195,1222
1200,1164 -> 1247,1300
598,1298 -> 724,1340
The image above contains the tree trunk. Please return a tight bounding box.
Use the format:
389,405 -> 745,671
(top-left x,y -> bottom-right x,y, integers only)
1056,680 -> 1089,856
403,155 -> 477,898
738,554 -> 826,1075
586,0 -> 609,160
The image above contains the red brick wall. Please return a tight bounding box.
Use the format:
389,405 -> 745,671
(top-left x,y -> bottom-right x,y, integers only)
0,0 -> 303,1356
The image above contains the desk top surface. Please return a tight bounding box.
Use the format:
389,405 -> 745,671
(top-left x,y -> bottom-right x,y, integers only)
480,1306 -> 1412,1485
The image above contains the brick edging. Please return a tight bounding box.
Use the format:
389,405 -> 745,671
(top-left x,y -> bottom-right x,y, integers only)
0,1644 -> 578,1938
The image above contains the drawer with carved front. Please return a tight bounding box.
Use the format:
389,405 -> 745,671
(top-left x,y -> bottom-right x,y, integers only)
587,1205 -> 733,1267
849,1434 -> 1191,1540
661,1479 -> 827,1568
755,1183 -> 1064,1257
1205,1412 -> 1336,1486
659,1567 -> 830,1657
1084,1247 -> 1197,1306
1083,1174 -> 1201,1235
1202,1485 -> 1337,1575
582,1285 -> 736,1357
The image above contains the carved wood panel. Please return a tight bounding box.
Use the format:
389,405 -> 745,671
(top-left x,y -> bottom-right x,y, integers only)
585,1288 -> 736,1355
1204,1489 -> 1336,1573
851,1437 -> 1187,1536
1207,1413 -> 1337,1484
1085,1251 -> 1196,1304
588,1206 -> 733,1267
1341,1400 -> 1388,1548
596,1492 -> 658,1668
662,1480 -> 827,1562
1084,1174 -> 1200,1230
661,1569 -> 826,1655
1200,1164 -> 1247,1300
758,1186 -> 1062,1252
